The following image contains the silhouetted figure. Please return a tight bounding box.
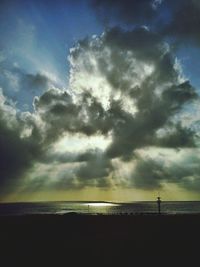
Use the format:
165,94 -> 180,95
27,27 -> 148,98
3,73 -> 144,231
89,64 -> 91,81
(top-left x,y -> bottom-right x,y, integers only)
157,196 -> 161,214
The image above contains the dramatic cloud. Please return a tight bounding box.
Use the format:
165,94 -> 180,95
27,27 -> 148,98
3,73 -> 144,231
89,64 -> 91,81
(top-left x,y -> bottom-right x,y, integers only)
17,27 -> 197,194
0,21 -> 199,196
69,27 -> 197,160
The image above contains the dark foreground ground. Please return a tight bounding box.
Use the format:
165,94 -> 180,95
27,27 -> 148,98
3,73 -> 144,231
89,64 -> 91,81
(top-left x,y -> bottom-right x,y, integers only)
0,214 -> 199,266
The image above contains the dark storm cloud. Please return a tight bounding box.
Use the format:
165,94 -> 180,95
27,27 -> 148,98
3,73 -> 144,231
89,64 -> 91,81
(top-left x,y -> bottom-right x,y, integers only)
155,123 -> 196,148
90,0 -> 159,25
131,157 -> 168,190
0,97 -> 42,196
130,151 -> 200,191
76,153 -> 112,180
91,0 -> 200,47
163,0 -> 200,46
0,64 -> 52,195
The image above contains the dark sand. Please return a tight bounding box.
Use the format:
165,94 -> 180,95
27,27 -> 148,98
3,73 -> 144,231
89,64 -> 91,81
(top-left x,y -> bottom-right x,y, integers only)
0,214 -> 199,265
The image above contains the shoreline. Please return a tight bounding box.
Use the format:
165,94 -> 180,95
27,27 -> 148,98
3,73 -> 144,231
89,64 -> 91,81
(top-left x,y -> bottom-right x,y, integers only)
1,211 -> 200,217
1,213 -> 199,264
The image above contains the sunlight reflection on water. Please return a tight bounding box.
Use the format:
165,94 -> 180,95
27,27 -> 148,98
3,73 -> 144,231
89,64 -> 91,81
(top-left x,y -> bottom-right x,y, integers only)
1,201 -> 200,216
83,203 -> 118,207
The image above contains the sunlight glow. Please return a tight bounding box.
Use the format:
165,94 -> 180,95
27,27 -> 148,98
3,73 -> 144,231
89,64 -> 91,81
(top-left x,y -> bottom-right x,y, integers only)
53,134 -> 112,153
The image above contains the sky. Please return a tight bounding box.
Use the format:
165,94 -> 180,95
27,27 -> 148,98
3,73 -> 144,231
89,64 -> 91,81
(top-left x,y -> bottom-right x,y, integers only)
1,0 -> 200,202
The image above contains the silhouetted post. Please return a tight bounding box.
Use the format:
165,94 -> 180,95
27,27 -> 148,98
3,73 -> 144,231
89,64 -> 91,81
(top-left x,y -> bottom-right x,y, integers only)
157,196 -> 161,214
88,205 -> 89,214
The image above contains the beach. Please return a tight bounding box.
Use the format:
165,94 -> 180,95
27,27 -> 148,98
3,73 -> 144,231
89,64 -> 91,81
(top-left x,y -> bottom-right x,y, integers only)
0,214 -> 199,265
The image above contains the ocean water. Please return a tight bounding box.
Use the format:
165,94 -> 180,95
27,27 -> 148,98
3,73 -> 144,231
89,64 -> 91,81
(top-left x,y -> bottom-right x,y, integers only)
0,201 -> 200,216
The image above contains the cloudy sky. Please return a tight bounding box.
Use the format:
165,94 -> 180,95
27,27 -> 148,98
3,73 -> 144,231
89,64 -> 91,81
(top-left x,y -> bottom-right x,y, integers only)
1,0 -> 200,202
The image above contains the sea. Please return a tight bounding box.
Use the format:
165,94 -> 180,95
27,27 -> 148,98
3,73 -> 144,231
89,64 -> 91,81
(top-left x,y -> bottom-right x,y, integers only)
0,201 -> 200,216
